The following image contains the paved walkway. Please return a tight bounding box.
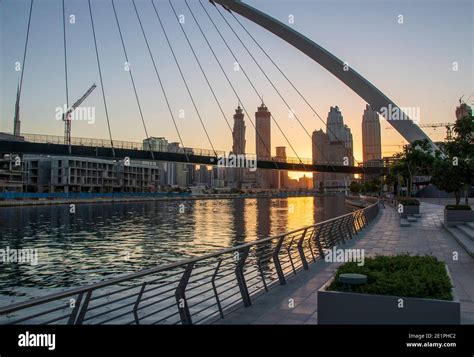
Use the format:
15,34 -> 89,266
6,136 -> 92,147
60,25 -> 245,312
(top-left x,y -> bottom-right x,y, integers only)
215,202 -> 474,324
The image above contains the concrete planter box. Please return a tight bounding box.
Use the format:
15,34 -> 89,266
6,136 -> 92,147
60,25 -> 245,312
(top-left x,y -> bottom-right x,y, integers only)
318,266 -> 460,325
444,209 -> 474,227
401,204 -> 419,217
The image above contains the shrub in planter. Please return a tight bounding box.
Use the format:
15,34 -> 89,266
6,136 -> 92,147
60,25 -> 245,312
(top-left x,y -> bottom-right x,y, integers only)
397,198 -> 420,216
445,205 -> 471,210
397,198 -> 420,206
444,204 -> 474,226
327,255 -> 452,299
318,255 -> 460,324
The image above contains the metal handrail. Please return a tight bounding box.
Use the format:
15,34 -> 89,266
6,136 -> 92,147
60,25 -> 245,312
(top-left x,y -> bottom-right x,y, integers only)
0,199 -> 379,324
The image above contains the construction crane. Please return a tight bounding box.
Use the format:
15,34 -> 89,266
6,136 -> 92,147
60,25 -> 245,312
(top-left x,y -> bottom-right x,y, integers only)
386,122 -> 455,141
63,83 -> 97,148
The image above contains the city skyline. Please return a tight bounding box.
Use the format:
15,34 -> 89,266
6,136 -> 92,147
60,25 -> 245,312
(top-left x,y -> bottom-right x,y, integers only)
1,0 -> 472,168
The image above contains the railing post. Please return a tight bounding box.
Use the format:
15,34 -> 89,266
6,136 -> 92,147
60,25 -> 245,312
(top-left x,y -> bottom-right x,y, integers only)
306,228 -> 316,262
67,293 -> 83,325
313,225 -> 325,259
361,210 -> 368,227
286,236 -> 297,275
133,282 -> 147,325
352,213 -> 358,235
272,235 -> 286,285
211,259 -> 224,319
297,228 -> 309,270
357,211 -> 364,230
75,289 -> 92,325
326,220 -> 337,247
335,219 -> 346,244
344,215 -> 353,240
235,246 -> 251,307
175,262 -> 194,325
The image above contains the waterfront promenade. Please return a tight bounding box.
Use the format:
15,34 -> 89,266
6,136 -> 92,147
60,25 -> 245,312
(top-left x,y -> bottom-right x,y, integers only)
215,202 -> 474,324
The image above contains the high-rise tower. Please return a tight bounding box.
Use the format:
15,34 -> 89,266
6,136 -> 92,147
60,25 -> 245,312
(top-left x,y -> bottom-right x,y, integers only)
362,104 -> 382,163
255,102 -> 271,189
255,102 -> 271,159
326,106 -> 345,143
232,105 -> 246,154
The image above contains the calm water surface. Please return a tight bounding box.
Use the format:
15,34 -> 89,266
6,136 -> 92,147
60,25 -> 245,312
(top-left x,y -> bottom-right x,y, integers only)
0,196 -> 352,301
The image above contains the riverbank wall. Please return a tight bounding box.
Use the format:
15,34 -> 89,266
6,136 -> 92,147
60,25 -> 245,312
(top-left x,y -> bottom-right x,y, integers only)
0,191 -> 338,207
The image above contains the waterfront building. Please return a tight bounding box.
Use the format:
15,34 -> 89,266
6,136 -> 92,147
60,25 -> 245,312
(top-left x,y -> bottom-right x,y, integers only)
211,166 -> 226,189
298,174 -> 313,189
195,165 -> 212,188
0,154 -> 25,192
20,155 -> 160,193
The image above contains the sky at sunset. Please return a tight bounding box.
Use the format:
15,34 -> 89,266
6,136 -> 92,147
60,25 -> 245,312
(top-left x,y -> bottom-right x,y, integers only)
1,0 -> 473,180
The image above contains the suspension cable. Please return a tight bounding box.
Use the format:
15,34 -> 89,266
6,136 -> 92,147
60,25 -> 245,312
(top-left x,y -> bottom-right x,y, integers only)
229,11 -> 362,170
88,0 -> 115,157
214,4 -> 334,171
18,0 -> 33,96
151,0 -> 217,157
187,0 -> 278,170
62,0 -> 69,109
111,0 -> 154,160
131,0 -> 189,162
168,0 -> 245,156
200,0 -> 305,168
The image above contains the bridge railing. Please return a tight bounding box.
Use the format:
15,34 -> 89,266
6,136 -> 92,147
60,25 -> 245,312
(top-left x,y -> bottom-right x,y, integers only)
20,133 -> 353,167
0,200 -> 379,325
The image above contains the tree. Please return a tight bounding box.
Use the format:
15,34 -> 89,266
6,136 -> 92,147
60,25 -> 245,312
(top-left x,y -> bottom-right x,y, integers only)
431,158 -> 468,205
363,179 -> 381,194
432,114 -> 474,205
349,181 -> 362,194
391,139 -> 436,196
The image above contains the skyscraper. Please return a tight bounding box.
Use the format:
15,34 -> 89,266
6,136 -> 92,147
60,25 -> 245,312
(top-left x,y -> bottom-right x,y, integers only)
229,105 -> 246,188
326,106 -> 346,143
312,106 -> 354,192
255,102 -> 271,159
312,129 -> 330,190
255,102 -> 271,189
327,106 -> 353,165
362,104 -> 382,163
232,105 -> 246,154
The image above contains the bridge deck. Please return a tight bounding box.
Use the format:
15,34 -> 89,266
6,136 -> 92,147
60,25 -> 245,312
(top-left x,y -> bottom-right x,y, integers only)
0,139 -> 386,174
213,202 -> 474,324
